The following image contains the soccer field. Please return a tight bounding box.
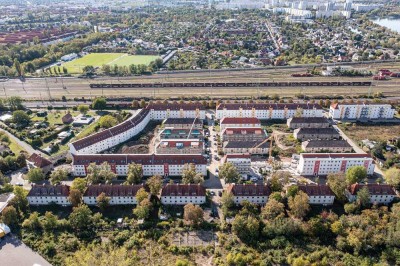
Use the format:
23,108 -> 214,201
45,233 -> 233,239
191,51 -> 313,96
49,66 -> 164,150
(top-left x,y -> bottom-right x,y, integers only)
59,53 -> 160,74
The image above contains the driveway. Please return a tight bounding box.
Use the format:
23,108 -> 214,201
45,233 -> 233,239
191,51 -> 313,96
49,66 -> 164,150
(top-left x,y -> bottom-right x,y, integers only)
0,234 -> 52,266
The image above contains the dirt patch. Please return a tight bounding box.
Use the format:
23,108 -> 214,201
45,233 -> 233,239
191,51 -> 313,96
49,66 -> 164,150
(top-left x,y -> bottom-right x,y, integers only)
172,230 -> 216,247
115,121 -> 159,154
338,123 -> 400,142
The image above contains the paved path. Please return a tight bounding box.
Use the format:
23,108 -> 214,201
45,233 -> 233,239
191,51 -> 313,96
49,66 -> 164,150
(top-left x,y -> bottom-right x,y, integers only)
0,235 -> 52,266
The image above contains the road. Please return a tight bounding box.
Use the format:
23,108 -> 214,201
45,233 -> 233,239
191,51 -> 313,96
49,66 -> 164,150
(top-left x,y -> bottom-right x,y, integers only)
0,234 -> 52,266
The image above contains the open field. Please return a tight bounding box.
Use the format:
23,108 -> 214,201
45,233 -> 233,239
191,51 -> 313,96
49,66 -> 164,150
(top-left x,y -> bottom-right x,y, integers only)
338,123 -> 400,143
57,53 -> 160,74
3,61 -> 400,100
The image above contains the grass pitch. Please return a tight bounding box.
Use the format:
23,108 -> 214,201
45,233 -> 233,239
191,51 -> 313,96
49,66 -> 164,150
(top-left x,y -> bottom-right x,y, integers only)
58,53 -> 160,74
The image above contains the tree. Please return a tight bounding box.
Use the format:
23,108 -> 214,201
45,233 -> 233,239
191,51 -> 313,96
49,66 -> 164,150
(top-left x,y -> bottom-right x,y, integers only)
96,192 -> 110,211
22,212 -> 41,231
286,185 -> 299,198
12,110 -> 30,124
86,162 -> 117,184
183,203 -> 204,225
261,199 -> 285,220
356,186 -> 370,209
42,211 -> 58,232
288,191 -> 310,219
71,178 -> 87,193
99,115 -> 118,129
14,58 -> 23,76
82,65 -> 95,76
68,189 -> 82,207
220,192 -> 235,217
269,171 -> 291,192
27,168 -> 45,183
346,166 -> 367,185
136,188 -> 149,204
269,191 -> 283,202
77,105 -> 89,115
126,163 -> 143,184
146,175 -> 162,195
133,198 -> 152,219
49,168 -> 68,185
92,97 -> 107,110
219,162 -> 240,183
69,204 -> 93,232
384,168 -> 400,190
327,172 -> 348,203
10,186 -> 28,214
1,206 -> 18,226
232,215 -> 260,243
181,163 -> 204,184
7,96 -> 23,110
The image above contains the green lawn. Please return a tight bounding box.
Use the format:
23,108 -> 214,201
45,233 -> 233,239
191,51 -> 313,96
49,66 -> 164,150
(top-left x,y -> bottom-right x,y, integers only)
58,53 -> 160,74
8,137 -> 25,155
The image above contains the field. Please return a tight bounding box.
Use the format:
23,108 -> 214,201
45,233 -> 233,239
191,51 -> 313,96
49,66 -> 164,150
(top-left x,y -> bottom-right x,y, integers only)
338,123 -> 400,142
59,53 -> 160,74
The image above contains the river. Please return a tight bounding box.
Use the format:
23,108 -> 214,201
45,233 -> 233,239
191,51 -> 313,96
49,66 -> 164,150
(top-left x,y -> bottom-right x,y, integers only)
372,18 -> 400,33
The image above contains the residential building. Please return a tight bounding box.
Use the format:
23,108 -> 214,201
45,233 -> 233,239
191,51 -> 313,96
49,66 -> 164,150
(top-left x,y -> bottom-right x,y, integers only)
220,117 -> 261,130
294,127 -> 340,141
287,117 -> 330,129
346,183 -> 396,204
297,153 -> 375,176
223,140 -> 269,155
301,140 -> 352,152
61,112 -> 74,124
221,127 -> 267,142
222,154 -> 251,174
226,184 -> 270,205
329,102 -> 395,120
160,184 -> 206,205
160,128 -> 203,140
27,185 -> 71,206
216,103 -> 323,120
148,102 -> 206,120
163,118 -> 203,129
72,116 -> 95,127
297,184 -> 335,205
156,139 -> 203,154
83,184 -> 145,205
26,153 -> 53,174
72,154 -> 207,177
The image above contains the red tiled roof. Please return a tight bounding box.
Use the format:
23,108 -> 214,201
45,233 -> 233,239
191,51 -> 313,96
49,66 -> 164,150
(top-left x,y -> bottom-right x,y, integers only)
225,153 -> 251,159
72,154 -> 207,166
220,117 -> 261,124
217,103 -> 322,111
349,183 -> 396,196
147,102 -> 204,111
62,113 -> 73,123
83,184 -> 145,197
27,185 -> 69,197
227,184 -> 270,196
300,153 -> 371,159
298,184 -> 334,196
27,153 -> 52,168
161,184 -> 206,197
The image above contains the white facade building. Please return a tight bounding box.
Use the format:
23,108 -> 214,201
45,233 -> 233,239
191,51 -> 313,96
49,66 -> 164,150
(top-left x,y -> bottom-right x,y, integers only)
160,184 -> 206,205
220,117 -> 261,130
27,185 -> 71,206
226,184 -> 270,205
83,184 -> 145,205
346,184 -> 396,205
297,184 -> 335,205
297,153 -> 375,176
222,154 -> 251,174
329,102 -> 395,120
216,103 -> 323,120
72,154 -> 207,177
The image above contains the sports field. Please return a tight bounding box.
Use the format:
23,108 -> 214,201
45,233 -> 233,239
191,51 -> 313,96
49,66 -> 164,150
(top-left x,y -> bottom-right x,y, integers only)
59,53 -> 160,74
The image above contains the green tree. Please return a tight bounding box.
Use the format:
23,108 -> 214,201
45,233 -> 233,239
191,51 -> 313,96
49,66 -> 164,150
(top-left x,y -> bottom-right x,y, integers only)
12,110 -> 30,124
7,96 -> 23,110
181,163 -> 204,184
69,204 -> 93,232
71,178 -> 87,193
42,211 -> 58,232
261,199 -> 285,220
126,163 -> 143,184
232,215 -> 260,243
327,172 -> 348,203
356,186 -> 370,209
68,189 -> 82,207
183,203 -> 204,225
96,192 -> 110,211
286,185 -> 299,198
146,175 -> 162,195
219,162 -> 240,183
77,105 -> 89,115
13,58 -> 23,76
133,198 -> 152,219
22,212 -> 41,231
92,97 -> 107,110
346,166 -> 367,185
86,162 -> 117,184
99,115 -> 118,129
27,168 -> 45,183
82,65 -> 95,76
384,168 -> 400,190
288,191 -> 310,219
1,206 -> 18,226
49,168 -> 68,185
220,191 -> 235,217
135,187 -> 149,204
10,186 -> 28,214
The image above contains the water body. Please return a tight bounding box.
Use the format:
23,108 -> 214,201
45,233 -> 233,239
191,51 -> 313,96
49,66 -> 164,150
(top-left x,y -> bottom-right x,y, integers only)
372,18 -> 400,33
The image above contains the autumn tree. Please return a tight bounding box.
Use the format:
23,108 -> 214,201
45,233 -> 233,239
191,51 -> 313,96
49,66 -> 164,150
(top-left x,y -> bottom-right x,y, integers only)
219,162 -> 240,183
1,206 -> 18,226
288,191 -> 310,219
356,186 -> 370,209
126,163 -> 143,184
133,198 -> 152,219
68,189 -> 82,207
99,115 -> 118,129
49,168 -> 68,185
71,178 -> 87,193
346,166 -> 367,185
327,172 -> 348,203
135,188 -> 149,204
384,168 -> 400,190
41,211 -> 58,232
146,175 -> 162,195
261,199 -> 285,220
232,215 -> 260,243
181,163 -> 204,184
183,203 -> 204,225
96,192 -> 110,211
